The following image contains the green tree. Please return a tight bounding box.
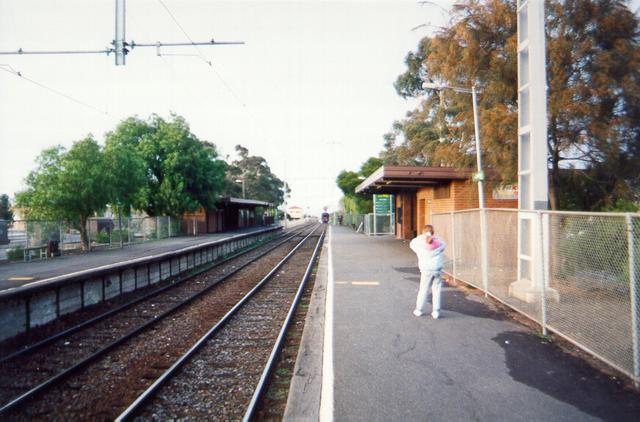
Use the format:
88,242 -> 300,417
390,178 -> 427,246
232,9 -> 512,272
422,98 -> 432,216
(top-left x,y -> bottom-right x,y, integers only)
106,114 -> 227,216
336,157 -> 383,214
15,138 -> 110,250
223,145 -> 286,205
103,133 -> 148,218
0,194 -> 13,221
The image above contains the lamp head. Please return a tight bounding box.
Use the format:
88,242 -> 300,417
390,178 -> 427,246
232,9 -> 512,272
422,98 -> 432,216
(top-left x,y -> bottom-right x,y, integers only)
422,81 -> 439,90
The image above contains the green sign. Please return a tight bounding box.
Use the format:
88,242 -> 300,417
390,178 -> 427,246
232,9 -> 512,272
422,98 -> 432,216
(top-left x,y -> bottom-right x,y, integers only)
374,194 -> 392,214
472,171 -> 485,182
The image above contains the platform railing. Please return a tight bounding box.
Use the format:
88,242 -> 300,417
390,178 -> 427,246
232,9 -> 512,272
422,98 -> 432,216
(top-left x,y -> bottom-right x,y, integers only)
432,209 -> 640,386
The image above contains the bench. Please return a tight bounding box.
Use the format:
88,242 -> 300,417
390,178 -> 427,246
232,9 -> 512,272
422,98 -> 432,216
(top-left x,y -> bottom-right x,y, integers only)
23,246 -> 48,262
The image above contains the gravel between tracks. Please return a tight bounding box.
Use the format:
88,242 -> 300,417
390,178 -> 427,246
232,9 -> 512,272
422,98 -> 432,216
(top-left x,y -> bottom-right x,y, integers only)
135,233 -> 320,420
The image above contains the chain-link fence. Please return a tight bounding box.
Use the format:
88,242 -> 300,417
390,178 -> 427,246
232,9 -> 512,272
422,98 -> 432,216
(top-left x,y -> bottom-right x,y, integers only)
432,209 -> 640,386
87,216 -> 184,249
0,216 -> 186,260
330,213 -> 366,232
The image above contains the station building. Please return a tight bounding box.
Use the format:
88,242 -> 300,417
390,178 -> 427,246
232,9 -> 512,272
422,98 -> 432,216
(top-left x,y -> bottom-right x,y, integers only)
182,197 -> 274,235
355,166 -> 518,239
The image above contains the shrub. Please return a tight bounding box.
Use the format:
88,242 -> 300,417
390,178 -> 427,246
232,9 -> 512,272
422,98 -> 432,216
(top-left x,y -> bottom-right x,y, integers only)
7,246 -> 24,261
94,230 -> 110,244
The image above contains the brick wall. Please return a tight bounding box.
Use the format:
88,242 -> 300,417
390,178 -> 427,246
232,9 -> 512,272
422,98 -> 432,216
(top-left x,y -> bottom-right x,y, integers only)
396,180 -> 518,239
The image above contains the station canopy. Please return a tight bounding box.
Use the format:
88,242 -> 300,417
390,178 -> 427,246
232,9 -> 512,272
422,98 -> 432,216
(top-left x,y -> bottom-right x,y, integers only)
216,197 -> 273,208
355,166 -> 472,194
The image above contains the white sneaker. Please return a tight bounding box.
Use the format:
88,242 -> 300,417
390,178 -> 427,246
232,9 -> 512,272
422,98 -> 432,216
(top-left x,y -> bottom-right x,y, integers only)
431,311 -> 440,319
413,309 -> 424,317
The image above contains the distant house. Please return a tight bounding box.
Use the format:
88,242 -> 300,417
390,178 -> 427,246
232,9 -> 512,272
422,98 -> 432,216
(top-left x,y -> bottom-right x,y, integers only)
287,206 -> 304,220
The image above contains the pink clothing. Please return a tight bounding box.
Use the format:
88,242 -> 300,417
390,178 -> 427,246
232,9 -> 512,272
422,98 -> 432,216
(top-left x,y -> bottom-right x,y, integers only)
426,238 -> 442,250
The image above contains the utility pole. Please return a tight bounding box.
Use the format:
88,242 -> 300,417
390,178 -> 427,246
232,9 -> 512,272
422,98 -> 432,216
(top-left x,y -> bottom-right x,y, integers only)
115,0 -> 127,66
0,1 -> 244,64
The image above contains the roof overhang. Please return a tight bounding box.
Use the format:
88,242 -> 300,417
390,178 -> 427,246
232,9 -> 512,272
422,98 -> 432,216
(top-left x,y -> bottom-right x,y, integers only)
355,166 -> 473,194
217,197 -> 273,208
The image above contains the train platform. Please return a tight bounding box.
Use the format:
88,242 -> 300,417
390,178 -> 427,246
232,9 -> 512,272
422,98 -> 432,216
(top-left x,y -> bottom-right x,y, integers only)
286,225 -> 640,421
0,225 -> 276,293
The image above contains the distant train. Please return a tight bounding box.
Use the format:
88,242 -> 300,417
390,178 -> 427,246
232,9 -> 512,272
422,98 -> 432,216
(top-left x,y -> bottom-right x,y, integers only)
321,212 -> 329,224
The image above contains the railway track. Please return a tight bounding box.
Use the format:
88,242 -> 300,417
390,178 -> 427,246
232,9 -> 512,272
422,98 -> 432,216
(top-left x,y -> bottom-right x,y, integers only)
0,223 -> 320,419
117,224 -> 324,420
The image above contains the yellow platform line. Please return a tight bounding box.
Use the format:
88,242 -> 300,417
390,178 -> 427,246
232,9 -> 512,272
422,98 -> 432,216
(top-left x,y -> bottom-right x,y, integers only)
8,277 -> 35,281
335,281 -> 380,286
350,281 -> 380,286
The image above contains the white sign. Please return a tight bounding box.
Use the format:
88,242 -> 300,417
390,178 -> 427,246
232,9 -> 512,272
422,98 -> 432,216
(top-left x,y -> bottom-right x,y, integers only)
492,184 -> 518,200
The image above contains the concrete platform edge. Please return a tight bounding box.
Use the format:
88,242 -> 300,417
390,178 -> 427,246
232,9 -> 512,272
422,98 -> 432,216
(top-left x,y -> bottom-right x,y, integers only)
283,233 -> 329,421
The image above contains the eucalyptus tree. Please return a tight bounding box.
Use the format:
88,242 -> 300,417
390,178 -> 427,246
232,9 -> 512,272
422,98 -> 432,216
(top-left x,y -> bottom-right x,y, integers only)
387,0 -> 640,210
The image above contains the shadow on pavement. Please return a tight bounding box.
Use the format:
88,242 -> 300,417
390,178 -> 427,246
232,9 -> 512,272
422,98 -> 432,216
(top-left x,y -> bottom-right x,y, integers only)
494,330 -> 640,420
444,289 -> 508,321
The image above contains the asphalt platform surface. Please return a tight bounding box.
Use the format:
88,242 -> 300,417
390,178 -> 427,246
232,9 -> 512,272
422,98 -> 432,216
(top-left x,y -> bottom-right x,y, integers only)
0,226 -> 275,292
330,225 -> 640,421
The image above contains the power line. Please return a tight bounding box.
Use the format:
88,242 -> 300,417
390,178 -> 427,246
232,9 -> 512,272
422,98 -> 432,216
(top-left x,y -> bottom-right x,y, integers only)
156,0 -> 247,107
0,65 -> 115,119
154,1 -> 278,173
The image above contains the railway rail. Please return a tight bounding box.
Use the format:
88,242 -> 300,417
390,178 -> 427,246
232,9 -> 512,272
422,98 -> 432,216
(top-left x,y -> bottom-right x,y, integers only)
0,223 -> 320,419
117,224 -> 324,420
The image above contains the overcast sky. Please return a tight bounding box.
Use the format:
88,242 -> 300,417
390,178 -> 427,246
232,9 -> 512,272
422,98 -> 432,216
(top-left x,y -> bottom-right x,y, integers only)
2,1 -> 637,216
0,0 -> 444,215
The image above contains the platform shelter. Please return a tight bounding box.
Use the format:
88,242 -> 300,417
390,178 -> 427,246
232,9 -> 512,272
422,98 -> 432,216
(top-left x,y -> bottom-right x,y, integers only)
356,165 -> 518,239
182,197 -> 274,235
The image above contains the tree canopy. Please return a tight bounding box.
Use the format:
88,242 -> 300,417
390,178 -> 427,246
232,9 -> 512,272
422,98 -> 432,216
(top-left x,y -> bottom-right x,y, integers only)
0,194 -> 14,221
385,0 -> 640,211
16,138 -> 110,250
16,114 -> 232,250
105,114 -> 227,216
336,157 -> 383,214
223,145 -> 287,206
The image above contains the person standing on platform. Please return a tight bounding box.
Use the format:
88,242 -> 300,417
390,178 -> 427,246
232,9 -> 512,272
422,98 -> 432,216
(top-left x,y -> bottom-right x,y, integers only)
409,224 -> 447,319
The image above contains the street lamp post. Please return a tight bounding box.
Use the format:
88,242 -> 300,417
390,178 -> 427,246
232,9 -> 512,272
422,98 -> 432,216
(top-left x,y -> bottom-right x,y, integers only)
422,82 -> 485,209
234,177 -> 246,199
422,81 -> 489,295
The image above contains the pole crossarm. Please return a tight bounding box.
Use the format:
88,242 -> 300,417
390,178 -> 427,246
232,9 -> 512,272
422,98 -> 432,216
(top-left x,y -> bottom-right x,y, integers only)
0,40 -> 244,57
131,40 -> 245,48
0,48 -> 113,56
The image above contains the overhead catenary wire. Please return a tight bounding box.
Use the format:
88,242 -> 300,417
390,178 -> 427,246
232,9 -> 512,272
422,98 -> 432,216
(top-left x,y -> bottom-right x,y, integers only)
0,65 -> 115,119
155,0 -> 279,171
156,0 -> 247,108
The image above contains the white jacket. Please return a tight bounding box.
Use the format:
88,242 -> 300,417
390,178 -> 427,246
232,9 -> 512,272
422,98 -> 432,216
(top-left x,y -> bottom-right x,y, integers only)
409,234 -> 447,272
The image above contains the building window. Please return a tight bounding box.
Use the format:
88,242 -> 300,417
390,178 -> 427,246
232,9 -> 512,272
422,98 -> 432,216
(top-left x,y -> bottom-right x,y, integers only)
434,184 -> 451,199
